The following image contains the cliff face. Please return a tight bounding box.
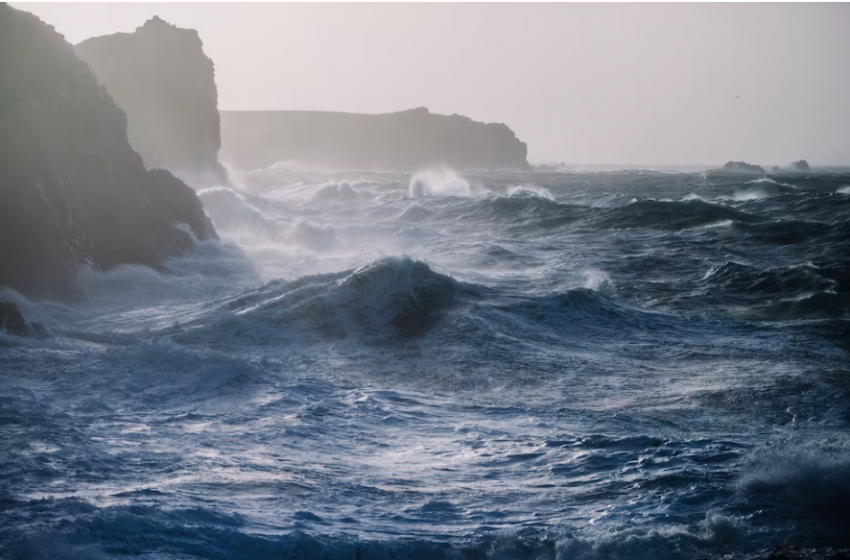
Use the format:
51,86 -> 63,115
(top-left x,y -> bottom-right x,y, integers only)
0,5 -> 217,298
219,107 -> 530,171
76,17 -> 227,182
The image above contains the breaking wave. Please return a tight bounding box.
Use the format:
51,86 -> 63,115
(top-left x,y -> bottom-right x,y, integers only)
409,168 -> 471,198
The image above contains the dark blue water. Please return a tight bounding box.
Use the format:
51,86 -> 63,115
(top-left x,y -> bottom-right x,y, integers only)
2,167 -> 849,559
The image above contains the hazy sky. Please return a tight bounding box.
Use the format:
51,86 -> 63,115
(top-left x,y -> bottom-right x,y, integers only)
15,3 -> 850,165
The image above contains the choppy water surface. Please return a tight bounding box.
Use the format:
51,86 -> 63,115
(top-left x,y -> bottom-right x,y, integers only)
2,167 -> 849,559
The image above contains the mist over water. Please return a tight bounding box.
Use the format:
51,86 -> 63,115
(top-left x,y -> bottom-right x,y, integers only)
1,164 -> 848,559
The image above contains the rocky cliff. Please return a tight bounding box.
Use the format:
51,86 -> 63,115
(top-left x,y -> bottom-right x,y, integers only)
219,107 -> 530,171
76,16 -> 227,183
0,4 -> 217,298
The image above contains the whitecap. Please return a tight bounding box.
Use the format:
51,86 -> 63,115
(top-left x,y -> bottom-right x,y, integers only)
507,184 -> 554,200
409,168 -> 470,198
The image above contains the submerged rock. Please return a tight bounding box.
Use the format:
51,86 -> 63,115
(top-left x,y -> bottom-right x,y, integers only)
0,4 -> 217,298
219,107 -> 530,171
76,16 -> 228,183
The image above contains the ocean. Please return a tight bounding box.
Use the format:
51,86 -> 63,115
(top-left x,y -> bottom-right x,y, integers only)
1,166 -> 849,559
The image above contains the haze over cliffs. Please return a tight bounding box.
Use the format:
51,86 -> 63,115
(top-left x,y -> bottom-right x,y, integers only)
220,107 -> 530,171
76,16 -> 227,182
0,4 -> 216,297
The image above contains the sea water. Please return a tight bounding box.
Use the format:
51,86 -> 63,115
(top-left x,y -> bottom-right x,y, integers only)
1,166 -> 849,559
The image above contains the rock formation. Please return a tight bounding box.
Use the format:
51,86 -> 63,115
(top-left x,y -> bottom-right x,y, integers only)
721,161 -> 766,174
0,302 -> 27,336
219,107 -> 530,171
790,159 -> 811,172
76,16 -> 227,183
0,4 -> 217,298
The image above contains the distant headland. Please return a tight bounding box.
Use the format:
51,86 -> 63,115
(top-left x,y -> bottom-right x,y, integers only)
219,108 -> 530,172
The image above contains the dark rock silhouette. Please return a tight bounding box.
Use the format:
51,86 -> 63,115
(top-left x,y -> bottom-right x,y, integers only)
76,16 -> 227,183
219,107 -> 530,171
790,159 -> 811,172
0,4 -> 217,298
721,161 -> 766,174
0,302 -> 27,336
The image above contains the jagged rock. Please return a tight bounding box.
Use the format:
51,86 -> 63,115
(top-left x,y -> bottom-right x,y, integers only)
722,161 -> 766,173
0,4 -> 217,298
0,302 -> 27,336
76,16 -> 227,183
790,159 -> 811,172
219,107 -> 530,171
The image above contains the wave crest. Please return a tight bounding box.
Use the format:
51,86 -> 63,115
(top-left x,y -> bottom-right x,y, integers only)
596,199 -> 760,230
183,257 -> 474,344
409,168 -> 471,198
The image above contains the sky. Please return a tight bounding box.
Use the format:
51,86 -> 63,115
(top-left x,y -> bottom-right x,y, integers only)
14,2 -> 850,165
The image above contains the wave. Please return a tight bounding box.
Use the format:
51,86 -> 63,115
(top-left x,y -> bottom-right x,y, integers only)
177,257 -> 478,345
738,442 -> 850,545
701,262 -> 847,321
0,497 -> 753,560
409,168 -> 471,198
747,177 -> 798,189
310,180 -> 361,202
506,184 -> 554,200
704,262 -> 838,298
726,189 -> 769,202
757,291 -> 847,322
169,255 -> 683,354
197,186 -> 286,239
487,287 -> 679,338
446,194 -> 585,232
594,199 -> 761,231
287,220 -> 338,252
733,220 -> 839,245
716,178 -> 801,203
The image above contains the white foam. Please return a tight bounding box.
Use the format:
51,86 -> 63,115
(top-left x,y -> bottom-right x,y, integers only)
728,189 -> 768,202
409,168 -> 471,198
748,177 -> 797,188
582,269 -> 614,293
310,181 -> 360,202
507,184 -> 554,200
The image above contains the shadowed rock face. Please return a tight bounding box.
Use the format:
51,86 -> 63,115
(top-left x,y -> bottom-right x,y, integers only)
0,4 -> 217,298
0,302 -> 27,336
76,16 -> 227,183
219,107 -> 530,171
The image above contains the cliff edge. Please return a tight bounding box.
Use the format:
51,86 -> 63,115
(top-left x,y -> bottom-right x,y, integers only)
219,107 -> 530,171
0,5 -> 217,297
76,16 -> 227,183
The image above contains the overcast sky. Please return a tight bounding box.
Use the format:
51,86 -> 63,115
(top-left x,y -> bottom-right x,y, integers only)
15,2 -> 850,165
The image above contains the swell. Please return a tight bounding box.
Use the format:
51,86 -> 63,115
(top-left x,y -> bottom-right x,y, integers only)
701,262 -> 848,321
0,498 -> 755,560
173,256 -> 481,345
591,198 -> 761,231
